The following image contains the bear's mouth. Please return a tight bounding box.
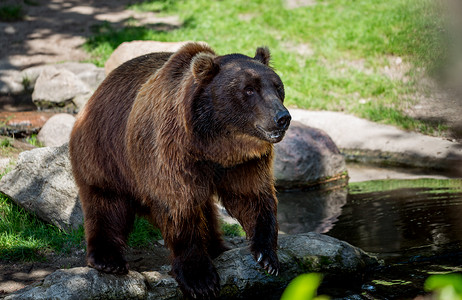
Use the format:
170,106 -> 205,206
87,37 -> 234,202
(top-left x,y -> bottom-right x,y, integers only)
256,125 -> 287,143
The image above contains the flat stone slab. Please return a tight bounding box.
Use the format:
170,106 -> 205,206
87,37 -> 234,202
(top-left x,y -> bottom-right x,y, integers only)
290,109 -> 462,173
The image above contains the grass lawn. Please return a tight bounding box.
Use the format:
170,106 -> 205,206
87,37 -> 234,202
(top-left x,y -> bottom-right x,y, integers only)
0,191 -> 166,261
0,193 -> 85,261
85,0 -> 448,136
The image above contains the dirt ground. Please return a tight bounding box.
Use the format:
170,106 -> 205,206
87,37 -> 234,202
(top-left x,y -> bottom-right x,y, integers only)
0,0 -> 461,296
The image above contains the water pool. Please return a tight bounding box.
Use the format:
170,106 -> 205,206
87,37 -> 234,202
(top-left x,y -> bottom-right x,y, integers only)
277,178 -> 462,299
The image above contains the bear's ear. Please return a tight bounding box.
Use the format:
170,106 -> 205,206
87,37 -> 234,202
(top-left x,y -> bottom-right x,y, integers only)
191,53 -> 219,83
254,46 -> 271,66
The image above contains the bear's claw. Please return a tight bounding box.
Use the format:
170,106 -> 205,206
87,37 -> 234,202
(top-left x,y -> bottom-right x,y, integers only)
253,250 -> 280,276
257,253 -> 263,263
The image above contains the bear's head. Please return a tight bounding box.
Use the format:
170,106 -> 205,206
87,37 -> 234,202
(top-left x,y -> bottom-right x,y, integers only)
190,47 -> 291,144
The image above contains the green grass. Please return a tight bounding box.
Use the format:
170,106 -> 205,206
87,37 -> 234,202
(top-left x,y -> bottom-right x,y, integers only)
1,137 -> 12,148
349,178 -> 462,195
0,192 -> 167,261
0,4 -> 24,22
221,222 -> 246,237
84,0 -> 448,136
128,217 -> 162,247
25,134 -> 43,147
0,193 -> 85,261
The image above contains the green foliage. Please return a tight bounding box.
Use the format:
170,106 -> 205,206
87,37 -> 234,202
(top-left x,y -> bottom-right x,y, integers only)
0,194 -> 85,261
0,4 -> 24,22
25,134 -> 43,147
128,217 -> 162,247
221,222 -> 245,237
21,75 -> 32,92
281,273 -> 329,300
425,274 -> 462,300
1,138 -> 12,148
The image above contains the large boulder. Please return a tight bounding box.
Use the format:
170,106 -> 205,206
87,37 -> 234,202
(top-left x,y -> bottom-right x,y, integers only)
274,121 -> 347,189
0,143 -> 82,231
104,41 -> 190,75
31,67 -> 91,112
37,113 -> 76,147
20,62 -> 105,92
20,62 -> 105,112
4,233 -> 379,300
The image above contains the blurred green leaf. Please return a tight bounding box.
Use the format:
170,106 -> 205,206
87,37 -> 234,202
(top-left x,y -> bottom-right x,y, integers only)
425,274 -> 462,300
281,273 -> 329,300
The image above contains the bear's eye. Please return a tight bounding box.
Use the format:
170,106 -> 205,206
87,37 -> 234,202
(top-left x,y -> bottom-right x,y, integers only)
245,87 -> 255,96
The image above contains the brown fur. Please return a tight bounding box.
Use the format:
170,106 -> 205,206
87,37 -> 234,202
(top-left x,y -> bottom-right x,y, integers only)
69,42 -> 290,298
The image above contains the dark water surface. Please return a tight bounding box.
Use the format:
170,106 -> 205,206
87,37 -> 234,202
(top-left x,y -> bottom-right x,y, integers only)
277,179 -> 462,299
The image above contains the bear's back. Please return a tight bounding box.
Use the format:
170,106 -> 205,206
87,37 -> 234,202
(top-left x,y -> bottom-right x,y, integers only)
69,52 -> 173,191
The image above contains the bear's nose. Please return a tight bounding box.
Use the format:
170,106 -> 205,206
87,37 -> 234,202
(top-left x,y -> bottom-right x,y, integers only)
275,110 -> 291,130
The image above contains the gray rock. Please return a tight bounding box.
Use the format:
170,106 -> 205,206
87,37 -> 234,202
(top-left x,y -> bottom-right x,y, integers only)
4,268 -> 147,300
104,41 -> 191,75
76,67 -> 105,92
32,67 -> 91,111
72,92 -> 93,111
15,62 -> 105,111
274,121 -> 347,189
5,233 -> 379,300
37,114 -> 76,147
290,108 -> 462,173
20,62 -> 105,92
0,143 -> 82,231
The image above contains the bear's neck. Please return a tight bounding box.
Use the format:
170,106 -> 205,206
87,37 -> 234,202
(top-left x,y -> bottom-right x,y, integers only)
193,132 -> 273,167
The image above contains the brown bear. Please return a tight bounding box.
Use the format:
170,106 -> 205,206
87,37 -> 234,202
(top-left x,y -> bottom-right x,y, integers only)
69,42 -> 291,299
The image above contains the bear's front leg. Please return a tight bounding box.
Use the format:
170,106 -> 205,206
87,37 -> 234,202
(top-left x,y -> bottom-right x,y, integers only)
249,202 -> 280,276
219,190 -> 280,276
162,207 -> 221,299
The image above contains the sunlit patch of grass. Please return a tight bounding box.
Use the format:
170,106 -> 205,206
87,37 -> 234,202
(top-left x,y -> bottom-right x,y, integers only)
84,0 -> 448,136
0,193 -> 85,261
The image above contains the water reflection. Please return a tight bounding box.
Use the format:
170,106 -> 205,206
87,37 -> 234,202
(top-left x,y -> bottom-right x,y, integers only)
277,187 -> 347,234
277,181 -> 462,256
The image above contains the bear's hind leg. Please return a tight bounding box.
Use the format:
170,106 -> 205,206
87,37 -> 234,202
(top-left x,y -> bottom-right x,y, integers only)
80,186 -> 135,275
